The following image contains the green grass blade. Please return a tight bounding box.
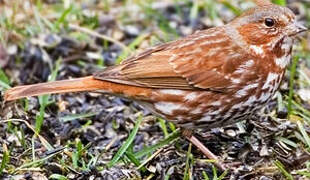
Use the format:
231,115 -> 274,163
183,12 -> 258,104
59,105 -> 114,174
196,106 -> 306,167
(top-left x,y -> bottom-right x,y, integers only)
134,129 -> 180,159
124,151 -> 147,173
0,68 -> 9,85
296,170 -> 310,178
33,6 -> 44,33
276,137 -> 298,148
158,118 -> 169,138
272,0 -> 286,6
297,120 -> 310,149
72,139 -> 83,169
0,144 -> 10,175
292,100 -> 310,119
217,169 -> 229,180
220,1 -> 242,16
202,171 -> 210,180
183,143 -> 192,180
108,115 -> 143,167
14,150 -> 62,172
35,59 -> 61,133
49,174 -> 68,180
116,34 -> 148,64
274,160 -> 293,180
212,165 -> 218,180
0,80 -> 10,89
0,68 -> 11,89
288,56 -> 299,115
168,122 -> 176,132
55,5 -> 73,30
190,0 -> 199,20
204,0 -> 218,20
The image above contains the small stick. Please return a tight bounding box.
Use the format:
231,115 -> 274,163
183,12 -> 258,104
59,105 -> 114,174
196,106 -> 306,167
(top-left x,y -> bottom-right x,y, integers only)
68,24 -> 130,51
182,129 -> 227,171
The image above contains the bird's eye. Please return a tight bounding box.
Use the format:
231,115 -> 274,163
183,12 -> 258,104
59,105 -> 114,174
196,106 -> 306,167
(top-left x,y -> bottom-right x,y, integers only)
264,18 -> 275,27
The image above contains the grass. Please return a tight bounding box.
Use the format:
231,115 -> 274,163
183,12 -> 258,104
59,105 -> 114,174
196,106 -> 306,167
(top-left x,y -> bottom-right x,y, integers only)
0,69 -> 10,90
296,170 -> 310,178
107,115 -> 143,168
272,0 -> 287,6
297,120 -> 310,149
35,58 -> 61,133
183,143 -> 193,180
287,55 -> 300,115
158,118 -> 169,138
115,33 -> 149,64
49,174 -> 68,180
202,165 -> 228,180
14,149 -> 62,173
107,117 -> 180,171
0,144 -> 10,175
274,160 -> 294,180
133,129 -> 180,159
220,0 -> 242,16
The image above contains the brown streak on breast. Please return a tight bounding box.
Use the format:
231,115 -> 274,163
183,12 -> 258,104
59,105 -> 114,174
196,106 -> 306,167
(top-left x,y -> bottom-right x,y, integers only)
273,37 -> 286,58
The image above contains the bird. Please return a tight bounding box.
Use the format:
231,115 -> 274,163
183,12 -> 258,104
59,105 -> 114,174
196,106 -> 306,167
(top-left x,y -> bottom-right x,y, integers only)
4,0 -> 307,170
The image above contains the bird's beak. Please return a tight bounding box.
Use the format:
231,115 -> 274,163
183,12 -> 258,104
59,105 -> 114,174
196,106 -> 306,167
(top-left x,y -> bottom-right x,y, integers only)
287,22 -> 308,37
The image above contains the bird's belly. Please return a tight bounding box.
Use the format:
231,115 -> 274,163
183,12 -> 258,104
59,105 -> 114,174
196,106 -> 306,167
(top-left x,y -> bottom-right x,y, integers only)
150,91 -> 263,129
149,72 -> 284,129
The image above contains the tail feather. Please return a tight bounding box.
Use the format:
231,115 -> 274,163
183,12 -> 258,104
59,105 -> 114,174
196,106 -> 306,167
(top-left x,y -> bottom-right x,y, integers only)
5,76 -> 103,101
4,76 -> 152,101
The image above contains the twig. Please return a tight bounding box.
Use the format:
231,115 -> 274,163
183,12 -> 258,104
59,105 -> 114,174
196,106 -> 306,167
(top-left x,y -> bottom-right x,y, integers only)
137,148 -> 163,170
68,24 -> 130,51
0,119 -> 54,150
105,136 -> 118,151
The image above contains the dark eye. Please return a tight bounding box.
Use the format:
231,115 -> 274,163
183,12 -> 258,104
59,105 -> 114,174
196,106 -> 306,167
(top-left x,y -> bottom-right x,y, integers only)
264,18 -> 275,27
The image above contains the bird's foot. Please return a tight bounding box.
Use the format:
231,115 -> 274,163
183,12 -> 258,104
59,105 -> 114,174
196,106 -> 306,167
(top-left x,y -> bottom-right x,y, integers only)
182,129 -> 228,171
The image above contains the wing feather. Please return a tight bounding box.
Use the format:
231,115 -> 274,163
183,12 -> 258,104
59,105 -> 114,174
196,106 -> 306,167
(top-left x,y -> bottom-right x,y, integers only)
94,26 -> 252,91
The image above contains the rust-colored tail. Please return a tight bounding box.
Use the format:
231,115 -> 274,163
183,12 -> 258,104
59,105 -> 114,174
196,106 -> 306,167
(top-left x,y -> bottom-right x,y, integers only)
4,76 -> 152,101
4,76 -> 100,101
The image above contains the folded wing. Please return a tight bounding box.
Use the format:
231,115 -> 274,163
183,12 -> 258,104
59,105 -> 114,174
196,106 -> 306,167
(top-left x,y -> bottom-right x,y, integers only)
94,27 -> 250,91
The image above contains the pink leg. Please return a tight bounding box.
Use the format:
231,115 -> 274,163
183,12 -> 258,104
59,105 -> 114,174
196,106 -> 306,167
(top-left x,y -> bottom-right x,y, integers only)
182,129 -> 227,171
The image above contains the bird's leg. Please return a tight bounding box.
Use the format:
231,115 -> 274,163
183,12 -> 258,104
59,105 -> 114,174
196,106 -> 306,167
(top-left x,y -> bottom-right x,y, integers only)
182,129 -> 227,171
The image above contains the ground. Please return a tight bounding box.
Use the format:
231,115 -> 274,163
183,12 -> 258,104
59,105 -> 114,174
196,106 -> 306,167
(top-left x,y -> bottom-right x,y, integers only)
0,0 -> 310,179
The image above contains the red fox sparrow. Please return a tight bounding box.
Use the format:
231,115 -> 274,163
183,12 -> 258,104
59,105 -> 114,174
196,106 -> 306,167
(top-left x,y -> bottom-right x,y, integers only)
4,0 -> 307,169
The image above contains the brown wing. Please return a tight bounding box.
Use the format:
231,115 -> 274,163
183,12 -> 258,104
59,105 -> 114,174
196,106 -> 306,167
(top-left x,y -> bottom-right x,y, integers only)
94,26 -> 250,91
94,40 -> 195,89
